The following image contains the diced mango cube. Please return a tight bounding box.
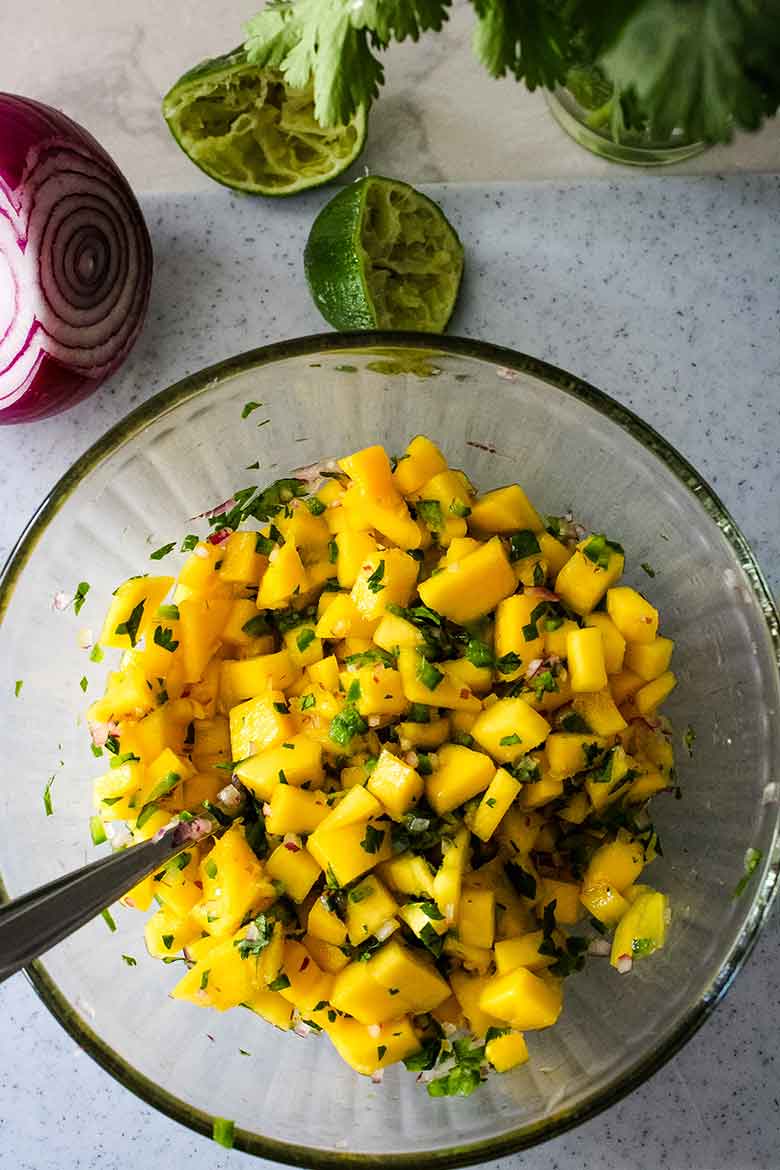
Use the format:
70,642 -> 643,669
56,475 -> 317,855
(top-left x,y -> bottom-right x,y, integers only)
307,895 -> 348,946
635,670 -> 677,715
479,966 -> 563,1030
459,887 -> 495,949
494,593 -> 544,680
191,824 -> 275,936
611,890 -> 668,968
486,1030 -> 529,1072
100,575 -> 175,649
570,690 -> 628,736
218,530 -> 264,585
315,593 -> 378,640
346,876 -> 399,944
256,542 -> 309,609
350,549 -> 419,621
418,538 -> 516,624
606,586 -> 659,644
266,842 -> 322,902
470,767 -> 522,842
367,939 -> 451,1012
393,434 -> 448,496
449,970 -> 505,1039
229,692 -> 295,760
494,931 -> 555,974
624,636 -> 674,681
555,540 -> 624,616
327,1015 -> 420,1075
468,484 -> 543,534
307,820 -> 392,887
585,839 -> 645,892
235,734 -> 323,800
367,748 -> 424,819
265,785 -> 330,836
580,880 -> 630,926
425,743 -> 495,814
470,698 -> 551,763
220,650 -> 300,709
567,627 -> 608,693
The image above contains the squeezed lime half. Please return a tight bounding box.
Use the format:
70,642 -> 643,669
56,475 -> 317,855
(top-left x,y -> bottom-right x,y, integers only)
304,176 -> 464,332
162,48 -> 367,196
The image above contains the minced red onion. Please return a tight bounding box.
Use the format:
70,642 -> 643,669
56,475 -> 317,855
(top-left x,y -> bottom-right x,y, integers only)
0,94 -> 152,423
374,918 -> 398,942
190,497 -> 236,521
207,528 -> 232,546
293,1021 -> 312,1038
78,626 -> 93,649
89,719 -> 119,747
615,954 -> 633,974
52,591 -> 70,611
524,586 -> 560,601
587,938 -> 612,957
370,1068 -> 384,1084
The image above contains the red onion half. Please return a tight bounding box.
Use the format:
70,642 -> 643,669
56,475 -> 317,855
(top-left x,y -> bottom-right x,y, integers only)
0,93 -> 152,423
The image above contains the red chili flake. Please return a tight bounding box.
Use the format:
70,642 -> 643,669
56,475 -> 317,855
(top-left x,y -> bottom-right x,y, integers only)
208,528 -> 231,545
284,841 -> 301,853
300,956 -> 310,971
459,688 -> 471,700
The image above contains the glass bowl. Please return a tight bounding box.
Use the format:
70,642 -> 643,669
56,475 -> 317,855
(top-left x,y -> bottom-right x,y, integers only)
1,333 -> 778,1167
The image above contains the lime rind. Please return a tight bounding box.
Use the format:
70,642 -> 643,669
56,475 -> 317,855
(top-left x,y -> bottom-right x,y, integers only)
162,48 -> 367,196
304,176 -> 464,332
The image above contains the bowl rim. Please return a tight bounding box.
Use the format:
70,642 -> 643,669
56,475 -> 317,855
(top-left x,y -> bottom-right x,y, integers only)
1,330 -> 778,1167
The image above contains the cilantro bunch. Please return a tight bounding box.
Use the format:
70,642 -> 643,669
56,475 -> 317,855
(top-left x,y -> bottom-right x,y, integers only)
243,0 -> 780,144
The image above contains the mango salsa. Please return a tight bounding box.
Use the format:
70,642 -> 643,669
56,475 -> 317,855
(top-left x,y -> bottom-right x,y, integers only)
87,434 -> 678,1099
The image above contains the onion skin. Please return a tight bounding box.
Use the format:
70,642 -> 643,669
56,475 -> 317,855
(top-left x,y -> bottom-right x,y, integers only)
0,94 -> 153,423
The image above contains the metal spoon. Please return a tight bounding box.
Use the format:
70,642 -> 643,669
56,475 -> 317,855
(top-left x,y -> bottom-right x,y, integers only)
0,784 -> 245,984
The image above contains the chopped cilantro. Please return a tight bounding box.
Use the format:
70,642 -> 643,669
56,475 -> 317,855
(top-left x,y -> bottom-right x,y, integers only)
13,680 -> 22,698
328,538 -> 338,563
346,679 -> 362,703
296,627 -> 316,653
416,499 -> 444,531
78,675 -> 88,692
419,900 -> 444,920
416,653 -> 443,691
235,914 -> 273,959
508,530 -> 541,561
366,559 -> 386,593
499,733 -> 522,747
582,534 -> 624,570
485,797 -> 497,808
122,954 -> 137,966
301,693 -> 316,711
241,401 -> 263,418
465,639 -> 494,669
495,651 -> 522,675
114,599 -> 145,647
200,969 -> 211,990
153,625 -> 179,652
559,711 -> 591,733
360,824 -> 385,854
205,859 -> 218,879
306,496 -> 327,516
43,775 -> 55,816
404,1037 -> 442,1072
640,562 -> 656,578
89,816 -> 107,845
150,542 -> 176,560
242,613 -> 271,638
212,1117 -> 235,1149
428,1038 -> 485,1098
89,644 -> 104,663
733,846 -> 763,899
330,706 -> 367,747
344,648 -> 396,669
268,973 -> 291,991
505,862 -> 536,900
101,908 -> 117,933
180,534 -> 199,552
73,581 -> 90,615
684,725 -> 696,757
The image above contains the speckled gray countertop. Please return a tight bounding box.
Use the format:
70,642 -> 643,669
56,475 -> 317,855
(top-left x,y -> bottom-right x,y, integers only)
0,178 -> 778,1169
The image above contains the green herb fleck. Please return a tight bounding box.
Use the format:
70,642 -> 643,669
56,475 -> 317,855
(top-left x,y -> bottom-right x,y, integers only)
640,562 -> 656,578
416,653 -> 444,691
366,559 -> 386,593
301,693 -> 316,711
499,733 -> 522,747
73,581 -> 90,615
180,534 -> 199,552
242,401 -> 263,419
360,824 -> 385,854
154,625 -> 179,653
14,680 -> 23,698
684,725 -> 696,756
296,627 -> 316,653
268,973 -> 291,992
306,496 -> 326,516
734,846 -> 763,899
508,530 -> 541,561
212,1117 -> 235,1149
122,954 -> 137,966
101,908 -> 117,933
43,775 -> 55,816
114,600 -> 145,647
377,1044 -> 387,1061
150,543 -> 176,561
89,815 -> 107,846
89,644 -> 104,663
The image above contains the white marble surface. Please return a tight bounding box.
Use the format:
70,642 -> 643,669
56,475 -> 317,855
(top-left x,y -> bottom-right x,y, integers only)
0,178 -> 779,1169
4,0 -> 780,192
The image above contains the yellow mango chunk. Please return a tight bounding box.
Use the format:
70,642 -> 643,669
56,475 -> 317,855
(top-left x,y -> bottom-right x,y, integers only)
100,575 -> 175,649
470,767 -> 522,842
373,611 -> 424,653
342,482 -> 422,549
635,670 -> 677,715
470,698 -> 551,763
567,627 -> 608,693
398,900 -> 449,945
330,960 -> 411,1024
555,540 -> 624,616
368,939 -> 451,1012
459,887 -> 495,949
441,658 -> 493,695
377,852 -> 436,899
537,877 -> 581,924
247,988 -> 294,1030
486,1030 -> 529,1072
609,668 -> 645,706
317,785 -> 383,832
585,839 -> 644,892
328,1015 -> 420,1076
479,966 -> 563,1030
307,820 -> 392,887
307,654 -> 341,692
468,484 -> 543,534
393,434 -> 448,496
283,623 -> 323,669
191,824 -> 276,936
494,593 -> 544,680
611,890 -> 668,967
624,635 -> 674,681
266,842 -> 322,902
396,716 -> 450,749
494,931 -> 556,974
346,876 -> 399,944
571,690 -> 628,736
418,537 -> 516,623
339,444 -> 396,496
336,530 -> 379,589
277,940 -> 332,1012
537,530 -> 573,575
367,748 -> 424,819
449,970 -> 505,1038
606,586 -> 659,644
425,743 -> 495,814
350,549 -> 419,621
265,785 -> 330,836
220,649 -> 300,709
397,647 -> 480,712
315,593 -> 378,640
308,895 -> 348,946
235,734 -> 323,800
580,879 -> 630,926
229,692 -> 295,760
432,825 -> 470,919
178,598 -> 232,683
218,530 -> 264,586
520,774 -> 564,809
256,542 -> 309,609
144,907 -> 201,959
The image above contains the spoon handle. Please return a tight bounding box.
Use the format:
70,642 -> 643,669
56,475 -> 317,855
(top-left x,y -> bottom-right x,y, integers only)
0,816 -> 213,984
